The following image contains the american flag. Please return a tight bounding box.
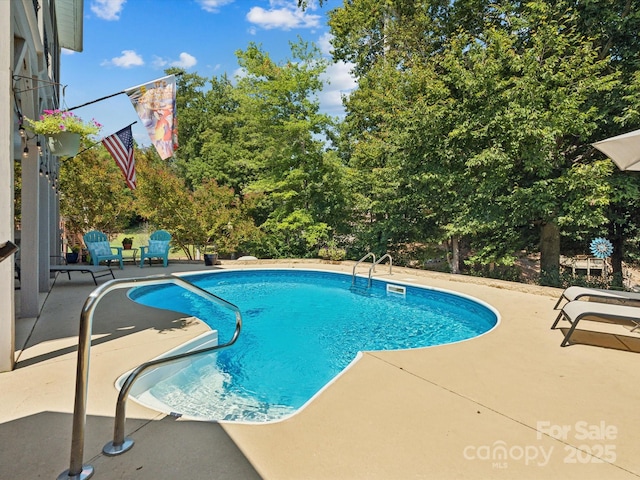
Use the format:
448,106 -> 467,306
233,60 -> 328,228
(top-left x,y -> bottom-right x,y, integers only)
102,125 -> 136,190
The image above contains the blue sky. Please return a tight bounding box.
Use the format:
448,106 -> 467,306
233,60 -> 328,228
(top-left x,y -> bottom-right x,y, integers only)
61,0 -> 355,146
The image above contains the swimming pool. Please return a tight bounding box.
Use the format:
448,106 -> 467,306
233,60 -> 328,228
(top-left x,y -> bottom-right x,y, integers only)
126,268 -> 499,423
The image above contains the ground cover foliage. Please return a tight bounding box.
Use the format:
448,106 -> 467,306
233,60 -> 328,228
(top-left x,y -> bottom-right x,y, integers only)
59,1 -> 640,286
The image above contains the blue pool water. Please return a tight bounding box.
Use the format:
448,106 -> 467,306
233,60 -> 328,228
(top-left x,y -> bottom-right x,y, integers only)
128,269 -> 498,422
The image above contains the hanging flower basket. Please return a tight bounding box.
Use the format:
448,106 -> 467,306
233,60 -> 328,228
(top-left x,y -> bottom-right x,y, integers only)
23,109 -> 101,156
46,131 -> 81,157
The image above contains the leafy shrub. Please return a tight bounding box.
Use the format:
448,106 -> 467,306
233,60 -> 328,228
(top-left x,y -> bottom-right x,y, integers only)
318,242 -> 346,261
467,264 -> 523,283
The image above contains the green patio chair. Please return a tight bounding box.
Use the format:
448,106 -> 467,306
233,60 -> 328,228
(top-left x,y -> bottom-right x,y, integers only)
83,230 -> 124,269
140,230 -> 172,268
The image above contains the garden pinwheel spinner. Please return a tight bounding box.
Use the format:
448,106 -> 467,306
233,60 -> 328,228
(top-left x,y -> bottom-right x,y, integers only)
590,237 -> 613,258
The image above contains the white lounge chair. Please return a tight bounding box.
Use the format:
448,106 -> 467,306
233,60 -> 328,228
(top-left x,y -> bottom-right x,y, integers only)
553,286 -> 640,310
551,300 -> 640,347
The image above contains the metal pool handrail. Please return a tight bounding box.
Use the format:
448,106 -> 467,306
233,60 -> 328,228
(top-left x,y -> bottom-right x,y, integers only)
352,252 -> 376,285
368,254 -> 393,287
58,274 -> 242,480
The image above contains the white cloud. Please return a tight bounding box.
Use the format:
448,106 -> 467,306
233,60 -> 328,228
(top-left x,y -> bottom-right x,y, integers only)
246,2 -> 321,30
269,0 -> 317,9
90,0 -> 127,21
319,61 -> 357,116
233,67 -> 247,80
171,52 -> 198,69
325,62 -> 357,90
103,50 -> 144,68
152,53 -> 198,70
197,0 -> 235,13
152,55 -> 168,69
318,32 -> 333,56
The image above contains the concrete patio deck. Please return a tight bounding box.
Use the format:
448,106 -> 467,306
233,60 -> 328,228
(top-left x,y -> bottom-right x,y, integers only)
2,260 -> 640,479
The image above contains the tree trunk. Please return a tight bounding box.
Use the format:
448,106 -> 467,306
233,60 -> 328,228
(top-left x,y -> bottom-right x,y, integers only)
610,230 -> 624,289
449,236 -> 460,274
540,221 -> 560,286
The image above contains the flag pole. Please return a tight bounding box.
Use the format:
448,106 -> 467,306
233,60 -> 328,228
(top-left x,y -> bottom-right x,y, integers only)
66,72 -> 183,111
66,91 -> 125,112
71,121 -> 137,157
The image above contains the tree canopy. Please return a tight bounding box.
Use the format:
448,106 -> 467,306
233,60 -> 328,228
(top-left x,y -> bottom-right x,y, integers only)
329,0 -> 640,282
58,1 -> 640,286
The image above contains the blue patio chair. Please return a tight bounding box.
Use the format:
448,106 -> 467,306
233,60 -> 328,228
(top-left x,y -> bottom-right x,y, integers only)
140,230 -> 172,268
83,230 -> 124,269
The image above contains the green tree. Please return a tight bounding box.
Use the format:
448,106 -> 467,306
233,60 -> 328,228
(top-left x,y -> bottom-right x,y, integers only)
170,69 -> 245,190
59,146 -> 136,241
191,179 -> 264,257
440,9 -> 617,280
135,147 -> 261,259
175,41 -> 351,257
330,0 -> 636,283
134,147 -> 196,257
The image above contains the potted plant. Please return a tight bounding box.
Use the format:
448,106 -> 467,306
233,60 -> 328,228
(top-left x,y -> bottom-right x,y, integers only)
23,109 -> 101,156
122,237 -> 133,250
66,245 -> 81,264
202,244 -> 219,266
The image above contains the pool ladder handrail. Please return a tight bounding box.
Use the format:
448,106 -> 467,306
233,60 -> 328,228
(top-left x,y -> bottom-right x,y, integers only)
352,252 -> 376,286
368,254 -> 393,287
58,274 -> 242,480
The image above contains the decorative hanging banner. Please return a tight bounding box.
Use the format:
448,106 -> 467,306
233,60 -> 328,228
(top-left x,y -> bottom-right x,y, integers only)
124,74 -> 178,160
103,125 -> 136,190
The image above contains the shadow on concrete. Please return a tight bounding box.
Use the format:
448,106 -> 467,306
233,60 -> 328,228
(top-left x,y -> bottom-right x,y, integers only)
0,411 -> 261,480
15,266 -> 231,368
556,327 -> 640,352
15,287 -> 198,368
